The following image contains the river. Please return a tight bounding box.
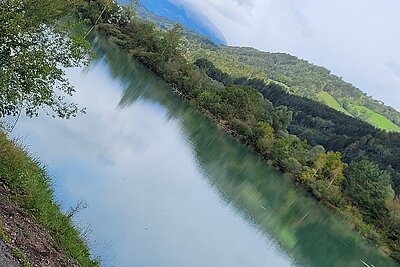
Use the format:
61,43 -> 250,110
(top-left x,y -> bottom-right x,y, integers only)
10,35 -> 398,267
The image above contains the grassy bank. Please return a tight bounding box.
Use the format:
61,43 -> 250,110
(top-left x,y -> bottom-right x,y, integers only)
0,131 -> 98,266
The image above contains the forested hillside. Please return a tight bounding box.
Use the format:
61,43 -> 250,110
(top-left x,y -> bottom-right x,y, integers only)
136,6 -> 400,132
194,58 -> 400,194
188,46 -> 400,132
218,46 -> 400,131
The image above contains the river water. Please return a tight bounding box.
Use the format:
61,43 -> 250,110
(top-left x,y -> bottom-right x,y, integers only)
10,36 -> 398,267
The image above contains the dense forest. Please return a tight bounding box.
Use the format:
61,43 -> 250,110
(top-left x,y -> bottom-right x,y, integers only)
187,46 -> 400,132
232,77 -> 400,195
222,46 -> 400,123
195,58 -> 400,189
76,0 -> 400,262
133,3 -> 400,133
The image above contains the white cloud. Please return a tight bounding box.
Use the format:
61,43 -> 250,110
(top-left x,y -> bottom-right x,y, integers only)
175,0 -> 400,110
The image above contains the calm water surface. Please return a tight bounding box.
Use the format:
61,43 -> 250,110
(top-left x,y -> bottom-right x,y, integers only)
11,36 -> 399,267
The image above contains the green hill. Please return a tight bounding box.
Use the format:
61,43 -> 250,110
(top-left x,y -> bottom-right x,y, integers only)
214,46 -> 400,132
349,105 -> 400,132
137,5 -> 400,133
317,92 -> 351,116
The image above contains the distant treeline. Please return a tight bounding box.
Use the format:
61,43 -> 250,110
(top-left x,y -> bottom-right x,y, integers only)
79,0 -> 400,261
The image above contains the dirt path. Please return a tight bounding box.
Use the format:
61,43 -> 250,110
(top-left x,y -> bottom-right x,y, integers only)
0,240 -> 20,267
0,183 -> 79,267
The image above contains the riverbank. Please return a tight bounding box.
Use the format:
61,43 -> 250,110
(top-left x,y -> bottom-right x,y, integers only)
191,94 -> 386,232
95,24 -> 394,258
78,1 -> 400,261
0,131 -> 98,266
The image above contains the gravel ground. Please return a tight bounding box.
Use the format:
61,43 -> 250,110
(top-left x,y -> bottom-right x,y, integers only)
0,240 -> 20,267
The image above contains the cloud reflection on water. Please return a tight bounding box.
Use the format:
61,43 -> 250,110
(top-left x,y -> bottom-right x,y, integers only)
11,53 -> 293,266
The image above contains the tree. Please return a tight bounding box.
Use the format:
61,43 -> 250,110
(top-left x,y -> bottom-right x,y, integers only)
271,135 -> 304,175
161,24 -> 183,61
384,198 -> 400,230
271,106 -> 292,132
255,122 -> 274,153
84,0 -> 114,37
197,90 -> 226,117
322,152 -> 344,188
0,0 -> 89,118
343,160 -> 394,221
222,86 -> 267,123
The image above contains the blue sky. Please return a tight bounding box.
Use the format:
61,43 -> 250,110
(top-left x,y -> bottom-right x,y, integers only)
139,0 -> 226,44
144,0 -> 400,111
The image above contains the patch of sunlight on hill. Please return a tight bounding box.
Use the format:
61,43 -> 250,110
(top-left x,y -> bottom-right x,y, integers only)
317,91 -> 352,116
351,105 -> 400,132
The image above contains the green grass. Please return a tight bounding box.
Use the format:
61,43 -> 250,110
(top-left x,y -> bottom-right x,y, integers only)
0,132 -> 98,266
317,91 -> 352,116
316,91 -> 400,132
0,220 -> 11,243
12,248 -> 33,267
350,105 -> 400,132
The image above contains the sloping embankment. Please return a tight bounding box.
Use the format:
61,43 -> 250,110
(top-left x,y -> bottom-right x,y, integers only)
0,131 -> 97,266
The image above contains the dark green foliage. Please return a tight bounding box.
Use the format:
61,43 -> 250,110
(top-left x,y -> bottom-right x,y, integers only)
5,0 -> 399,263
87,8 -> 205,98
223,86 -> 268,122
0,0 -> 90,118
343,161 -> 393,222
195,58 -> 233,85
271,106 -> 293,132
220,46 -> 400,128
0,48 -> 10,68
224,76 -> 400,198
